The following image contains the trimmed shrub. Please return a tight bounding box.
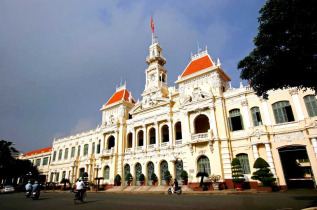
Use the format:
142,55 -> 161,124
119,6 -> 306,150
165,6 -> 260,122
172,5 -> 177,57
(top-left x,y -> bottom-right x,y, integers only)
251,157 -> 276,186
231,158 -> 246,183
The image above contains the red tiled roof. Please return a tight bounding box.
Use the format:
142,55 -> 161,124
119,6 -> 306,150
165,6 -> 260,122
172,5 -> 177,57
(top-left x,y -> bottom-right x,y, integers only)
105,89 -> 135,106
181,55 -> 214,78
23,146 -> 52,157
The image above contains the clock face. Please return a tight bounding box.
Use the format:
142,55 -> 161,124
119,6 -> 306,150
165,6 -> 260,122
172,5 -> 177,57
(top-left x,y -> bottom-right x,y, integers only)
150,75 -> 155,81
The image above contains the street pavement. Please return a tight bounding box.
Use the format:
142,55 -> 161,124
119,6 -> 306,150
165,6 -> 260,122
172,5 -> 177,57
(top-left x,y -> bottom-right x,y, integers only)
0,189 -> 316,210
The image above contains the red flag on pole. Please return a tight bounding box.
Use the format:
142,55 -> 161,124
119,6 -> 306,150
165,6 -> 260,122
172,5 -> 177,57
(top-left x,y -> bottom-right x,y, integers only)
151,16 -> 154,34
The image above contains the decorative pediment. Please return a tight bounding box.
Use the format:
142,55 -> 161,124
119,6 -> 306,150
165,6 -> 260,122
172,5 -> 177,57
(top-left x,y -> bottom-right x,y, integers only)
181,87 -> 213,106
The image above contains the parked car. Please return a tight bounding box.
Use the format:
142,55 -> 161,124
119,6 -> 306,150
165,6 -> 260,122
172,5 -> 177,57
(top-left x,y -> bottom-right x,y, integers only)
0,185 -> 15,193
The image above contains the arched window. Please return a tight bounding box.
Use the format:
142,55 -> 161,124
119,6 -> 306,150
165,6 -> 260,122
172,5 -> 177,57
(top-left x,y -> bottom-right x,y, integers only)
272,101 -> 295,124
77,146 -> 81,157
229,109 -> 244,131
58,149 -> 63,161
197,156 -> 211,175
304,95 -> 317,117
236,153 -> 251,174
124,164 -> 130,186
161,125 -> 169,143
251,107 -> 263,126
84,144 -> 88,156
138,131 -> 144,146
64,148 -> 69,159
97,140 -> 101,154
194,114 -> 210,134
92,142 -> 95,154
108,136 -> 115,149
175,122 -> 182,140
104,166 -> 110,180
127,133 -> 132,148
53,151 -> 57,161
149,128 -> 155,145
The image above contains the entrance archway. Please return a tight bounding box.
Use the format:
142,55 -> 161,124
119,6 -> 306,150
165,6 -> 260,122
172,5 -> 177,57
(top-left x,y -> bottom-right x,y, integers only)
135,163 -> 142,186
147,162 -> 154,185
279,146 -> 315,188
124,164 -> 130,186
160,160 -> 168,186
176,160 -> 183,185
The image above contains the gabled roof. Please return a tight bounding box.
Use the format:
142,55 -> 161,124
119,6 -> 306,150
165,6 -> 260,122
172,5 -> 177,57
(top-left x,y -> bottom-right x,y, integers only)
181,55 -> 214,78
23,146 -> 52,157
105,89 -> 135,106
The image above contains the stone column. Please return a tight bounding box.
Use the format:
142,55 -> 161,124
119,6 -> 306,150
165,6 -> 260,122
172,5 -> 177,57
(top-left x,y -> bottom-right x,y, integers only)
289,89 -> 304,121
182,111 -> 190,143
252,144 -> 259,160
241,100 -> 251,130
115,130 -> 119,153
101,134 -> 105,154
168,120 -> 173,146
132,128 -> 136,149
220,138 -> 232,179
261,98 -> 272,126
311,138 -> 317,158
155,123 -> 159,148
265,143 -> 276,176
209,105 -> 218,139
143,126 -> 147,149
88,142 -> 92,155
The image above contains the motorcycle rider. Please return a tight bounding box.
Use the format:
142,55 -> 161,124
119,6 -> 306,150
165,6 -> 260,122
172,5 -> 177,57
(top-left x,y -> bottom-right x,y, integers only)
32,181 -> 40,197
173,178 -> 179,192
76,179 -> 85,201
25,181 -> 32,196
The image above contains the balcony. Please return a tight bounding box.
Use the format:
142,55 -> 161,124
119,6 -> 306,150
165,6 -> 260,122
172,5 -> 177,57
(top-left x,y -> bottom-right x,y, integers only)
135,146 -> 144,152
147,144 -> 156,150
161,142 -> 170,148
191,132 -> 211,142
175,140 -> 182,146
125,148 -> 133,153
102,148 -> 114,156
146,54 -> 166,64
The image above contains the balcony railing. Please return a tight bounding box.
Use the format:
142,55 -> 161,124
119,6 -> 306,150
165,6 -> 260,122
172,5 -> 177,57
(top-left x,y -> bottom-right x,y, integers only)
147,144 -> 156,150
146,54 -> 166,62
135,146 -> 144,152
125,148 -> 133,153
175,140 -> 182,145
102,148 -> 114,156
191,133 -> 210,141
161,142 -> 170,148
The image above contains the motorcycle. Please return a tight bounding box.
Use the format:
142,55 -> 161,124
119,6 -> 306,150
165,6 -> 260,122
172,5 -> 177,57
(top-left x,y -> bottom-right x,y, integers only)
32,190 -> 40,200
168,186 -> 182,195
25,190 -> 31,198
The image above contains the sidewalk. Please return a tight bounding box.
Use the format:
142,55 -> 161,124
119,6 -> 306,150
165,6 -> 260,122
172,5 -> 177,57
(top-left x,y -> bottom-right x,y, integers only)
45,186 -> 269,195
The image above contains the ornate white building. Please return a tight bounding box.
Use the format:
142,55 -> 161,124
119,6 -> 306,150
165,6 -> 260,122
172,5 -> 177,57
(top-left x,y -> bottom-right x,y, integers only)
22,31 -> 317,190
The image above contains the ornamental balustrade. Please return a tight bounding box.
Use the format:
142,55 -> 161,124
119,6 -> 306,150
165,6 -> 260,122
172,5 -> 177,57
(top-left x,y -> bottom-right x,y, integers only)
136,146 -> 144,152
191,132 -> 210,141
125,148 -> 133,153
175,140 -> 182,145
102,147 -> 114,156
147,144 -> 156,150
146,54 -> 166,62
161,142 -> 169,148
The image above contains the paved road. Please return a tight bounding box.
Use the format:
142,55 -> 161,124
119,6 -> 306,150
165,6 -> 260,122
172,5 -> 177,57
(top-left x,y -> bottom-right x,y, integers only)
0,190 -> 316,210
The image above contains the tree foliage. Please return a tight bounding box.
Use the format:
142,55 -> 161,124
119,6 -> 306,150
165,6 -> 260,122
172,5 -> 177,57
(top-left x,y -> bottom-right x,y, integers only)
251,157 -> 276,186
238,0 -> 317,99
231,158 -> 246,183
0,140 -> 39,184
151,173 -> 158,182
163,170 -> 172,182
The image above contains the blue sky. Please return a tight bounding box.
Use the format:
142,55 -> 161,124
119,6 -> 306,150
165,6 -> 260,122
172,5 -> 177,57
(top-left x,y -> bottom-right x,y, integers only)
0,0 -> 264,153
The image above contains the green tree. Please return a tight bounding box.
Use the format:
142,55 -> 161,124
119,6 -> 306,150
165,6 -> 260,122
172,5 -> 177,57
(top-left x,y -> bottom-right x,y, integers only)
196,172 -> 208,187
238,0 -> 317,99
251,157 -> 276,186
231,158 -> 245,183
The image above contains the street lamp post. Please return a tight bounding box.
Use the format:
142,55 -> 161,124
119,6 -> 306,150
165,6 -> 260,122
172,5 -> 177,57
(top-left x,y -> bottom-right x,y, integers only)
94,165 -> 101,192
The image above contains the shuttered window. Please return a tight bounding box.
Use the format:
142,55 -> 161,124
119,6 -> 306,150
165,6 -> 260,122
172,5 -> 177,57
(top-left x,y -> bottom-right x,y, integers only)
64,148 -> 69,159
71,147 -> 75,158
272,101 -> 295,124
251,107 -> 263,126
228,109 -> 244,131
84,144 -> 89,156
58,149 -> 63,160
236,153 -> 251,174
105,166 -> 110,179
197,156 -> 211,175
304,95 -> 317,117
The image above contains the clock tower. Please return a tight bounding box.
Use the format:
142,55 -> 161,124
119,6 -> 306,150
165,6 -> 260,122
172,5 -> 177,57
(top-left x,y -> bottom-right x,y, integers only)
143,28 -> 168,99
